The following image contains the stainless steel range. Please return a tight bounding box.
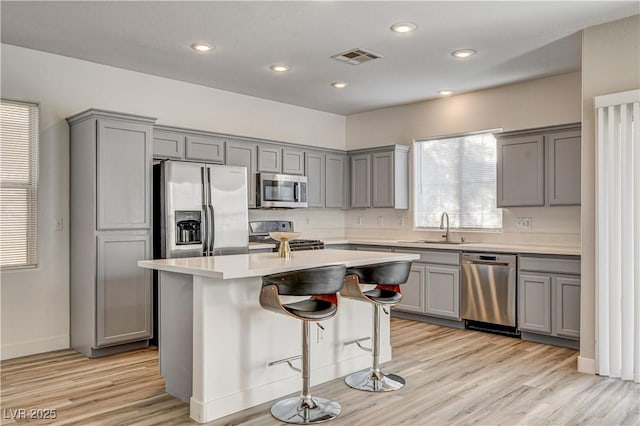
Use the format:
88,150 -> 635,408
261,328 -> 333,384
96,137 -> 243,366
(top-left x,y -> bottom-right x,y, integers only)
249,220 -> 324,251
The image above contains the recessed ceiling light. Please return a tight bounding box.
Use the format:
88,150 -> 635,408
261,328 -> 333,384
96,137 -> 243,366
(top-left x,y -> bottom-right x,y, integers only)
331,82 -> 348,89
451,49 -> 476,58
270,64 -> 291,72
191,42 -> 214,53
438,90 -> 455,96
391,22 -> 417,33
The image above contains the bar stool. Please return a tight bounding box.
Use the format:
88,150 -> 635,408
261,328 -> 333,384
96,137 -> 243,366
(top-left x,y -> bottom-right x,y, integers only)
260,264 -> 347,424
340,261 -> 412,392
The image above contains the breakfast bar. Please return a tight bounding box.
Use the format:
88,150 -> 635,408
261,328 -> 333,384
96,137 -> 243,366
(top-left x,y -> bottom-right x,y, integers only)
138,249 -> 419,423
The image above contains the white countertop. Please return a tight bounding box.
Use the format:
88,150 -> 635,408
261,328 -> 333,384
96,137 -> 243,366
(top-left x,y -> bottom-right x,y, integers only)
138,249 -> 420,280
322,238 -> 581,256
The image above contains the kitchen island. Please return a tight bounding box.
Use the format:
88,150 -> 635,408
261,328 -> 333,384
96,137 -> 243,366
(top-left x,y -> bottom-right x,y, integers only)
138,249 -> 419,423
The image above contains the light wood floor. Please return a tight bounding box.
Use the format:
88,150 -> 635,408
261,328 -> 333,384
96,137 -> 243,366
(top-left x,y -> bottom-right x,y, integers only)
2,318 -> 638,425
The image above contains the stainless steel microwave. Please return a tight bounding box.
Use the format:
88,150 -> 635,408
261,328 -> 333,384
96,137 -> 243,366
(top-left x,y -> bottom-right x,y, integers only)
256,173 -> 308,208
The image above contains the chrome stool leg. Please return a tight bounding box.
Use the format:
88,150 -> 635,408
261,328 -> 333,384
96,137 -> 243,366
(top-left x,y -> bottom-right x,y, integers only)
344,304 -> 405,392
271,321 -> 341,424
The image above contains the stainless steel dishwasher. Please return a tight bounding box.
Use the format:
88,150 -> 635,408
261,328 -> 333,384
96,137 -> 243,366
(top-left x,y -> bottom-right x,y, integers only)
461,253 -> 518,335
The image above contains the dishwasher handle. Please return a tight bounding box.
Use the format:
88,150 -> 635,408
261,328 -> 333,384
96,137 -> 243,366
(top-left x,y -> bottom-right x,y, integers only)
462,253 -> 516,267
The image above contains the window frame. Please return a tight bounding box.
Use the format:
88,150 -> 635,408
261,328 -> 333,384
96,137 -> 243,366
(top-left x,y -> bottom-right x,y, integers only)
412,128 -> 503,232
1,98 -> 40,270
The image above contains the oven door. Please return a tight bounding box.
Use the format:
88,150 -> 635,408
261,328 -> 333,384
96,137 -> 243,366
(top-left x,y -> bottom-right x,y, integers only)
257,173 -> 308,208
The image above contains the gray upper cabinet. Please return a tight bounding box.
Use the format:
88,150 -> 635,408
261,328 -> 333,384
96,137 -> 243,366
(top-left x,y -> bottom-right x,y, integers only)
350,145 -> 409,209
325,154 -> 349,209
97,119 -> 152,230
257,144 -> 281,173
351,153 -> 371,208
305,151 -> 325,208
226,140 -> 257,208
67,109 -> 156,358
496,123 -> 581,207
547,129 -> 581,205
372,152 -> 394,208
153,130 -> 184,160
497,134 -> 545,207
185,135 -> 224,163
282,148 -> 305,175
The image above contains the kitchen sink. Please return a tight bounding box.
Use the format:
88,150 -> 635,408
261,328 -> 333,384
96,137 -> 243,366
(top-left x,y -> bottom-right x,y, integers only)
397,239 -> 469,245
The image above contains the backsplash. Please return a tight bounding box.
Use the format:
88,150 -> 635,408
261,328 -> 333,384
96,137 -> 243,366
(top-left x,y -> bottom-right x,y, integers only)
344,206 -> 581,247
248,205 -> 580,247
248,208 -> 347,239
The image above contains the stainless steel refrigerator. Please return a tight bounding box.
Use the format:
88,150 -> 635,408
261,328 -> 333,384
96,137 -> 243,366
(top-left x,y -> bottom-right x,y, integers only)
153,160 -> 249,258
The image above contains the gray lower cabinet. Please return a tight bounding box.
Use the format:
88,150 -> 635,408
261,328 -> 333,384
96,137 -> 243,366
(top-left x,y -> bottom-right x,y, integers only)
518,273 -> 552,333
226,140 -> 257,208
496,123 -> 581,207
282,148 -> 305,175
397,264 -> 425,314
67,109 -> 155,357
393,249 -> 461,320
424,265 -> 460,319
552,276 -> 581,338
305,151 -> 326,207
350,145 -> 409,209
96,233 -> 152,347
325,154 -> 349,209
518,255 -> 581,341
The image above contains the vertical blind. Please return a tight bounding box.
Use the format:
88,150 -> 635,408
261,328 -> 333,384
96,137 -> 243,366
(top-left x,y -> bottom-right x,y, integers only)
0,99 -> 39,268
414,132 -> 502,229
595,89 -> 640,383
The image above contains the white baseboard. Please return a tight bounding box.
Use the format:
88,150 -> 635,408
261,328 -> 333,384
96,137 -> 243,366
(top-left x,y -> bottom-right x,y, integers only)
577,356 -> 596,374
1,334 -> 69,360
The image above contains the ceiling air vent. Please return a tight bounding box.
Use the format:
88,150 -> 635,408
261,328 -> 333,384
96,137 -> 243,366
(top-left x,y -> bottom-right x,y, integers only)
331,48 -> 382,65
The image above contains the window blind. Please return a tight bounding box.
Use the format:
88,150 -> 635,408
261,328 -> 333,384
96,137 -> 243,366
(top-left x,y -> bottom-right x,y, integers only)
414,132 -> 502,230
1,99 -> 39,268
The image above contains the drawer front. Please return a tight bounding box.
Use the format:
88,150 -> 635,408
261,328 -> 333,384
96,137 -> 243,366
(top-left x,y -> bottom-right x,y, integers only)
519,256 -> 580,275
394,248 -> 460,266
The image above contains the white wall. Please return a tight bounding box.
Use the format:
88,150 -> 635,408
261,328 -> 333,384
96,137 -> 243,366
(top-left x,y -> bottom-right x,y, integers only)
0,44 -> 345,360
579,15 -> 640,369
345,72 -> 582,245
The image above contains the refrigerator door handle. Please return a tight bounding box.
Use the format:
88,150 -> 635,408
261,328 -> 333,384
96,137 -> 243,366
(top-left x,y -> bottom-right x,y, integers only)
208,204 -> 215,254
201,166 -> 210,256
206,167 -> 214,256
202,204 -> 209,256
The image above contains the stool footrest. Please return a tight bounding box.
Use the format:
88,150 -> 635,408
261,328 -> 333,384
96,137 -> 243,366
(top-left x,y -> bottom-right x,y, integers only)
268,355 -> 302,372
344,336 -> 372,352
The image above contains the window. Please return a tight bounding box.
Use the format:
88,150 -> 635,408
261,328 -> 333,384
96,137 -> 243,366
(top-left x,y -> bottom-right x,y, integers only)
414,131 -> 502,230
1,99 -> 39,268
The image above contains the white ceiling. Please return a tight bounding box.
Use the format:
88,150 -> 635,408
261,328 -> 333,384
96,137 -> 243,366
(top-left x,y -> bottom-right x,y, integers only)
1,1 -> 638,115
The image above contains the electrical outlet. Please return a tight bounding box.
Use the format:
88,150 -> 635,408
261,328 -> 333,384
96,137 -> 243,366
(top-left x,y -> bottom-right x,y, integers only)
55,217 -> 63,231
356,216 -> 362,225
399,216 -> 405,226
377,216 -> 383,225
516,217 -> 532,230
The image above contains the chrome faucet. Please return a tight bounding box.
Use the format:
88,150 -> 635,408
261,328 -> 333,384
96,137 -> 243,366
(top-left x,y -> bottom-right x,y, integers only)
440,212 -> 450,242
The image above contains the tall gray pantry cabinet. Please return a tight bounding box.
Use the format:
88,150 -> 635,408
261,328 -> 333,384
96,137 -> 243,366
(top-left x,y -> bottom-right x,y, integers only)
68,109 -> 156,358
